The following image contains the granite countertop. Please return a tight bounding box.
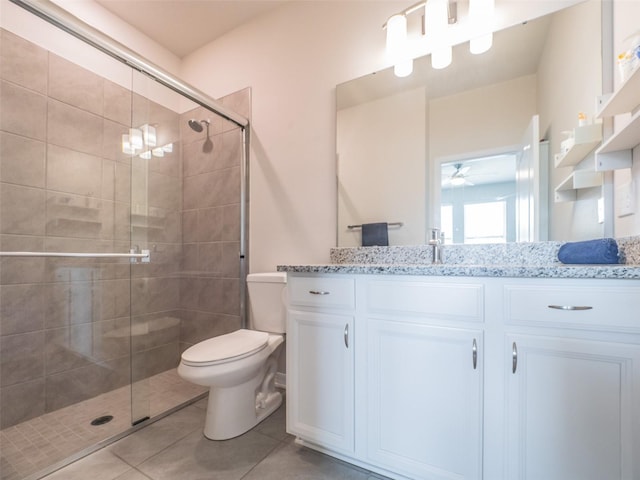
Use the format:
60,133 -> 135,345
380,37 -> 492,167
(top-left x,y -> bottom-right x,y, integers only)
277,263 -> 640,279
277,238 -> 640,280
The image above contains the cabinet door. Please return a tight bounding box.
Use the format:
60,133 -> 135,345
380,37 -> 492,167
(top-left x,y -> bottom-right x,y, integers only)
286,309 -> 354,454
366,319 -> 483,480
505,334 -> 640,480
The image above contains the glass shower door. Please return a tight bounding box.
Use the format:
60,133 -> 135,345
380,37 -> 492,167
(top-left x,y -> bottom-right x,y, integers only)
0,24 -> 139,478
128,70 -> 184,424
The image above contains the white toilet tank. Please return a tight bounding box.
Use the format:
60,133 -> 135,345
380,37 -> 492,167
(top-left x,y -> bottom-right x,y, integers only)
247,272 -> 287,334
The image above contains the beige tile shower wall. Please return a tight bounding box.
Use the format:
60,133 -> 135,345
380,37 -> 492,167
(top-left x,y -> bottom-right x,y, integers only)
0,28 -> 183,428
179,88 -> 249,352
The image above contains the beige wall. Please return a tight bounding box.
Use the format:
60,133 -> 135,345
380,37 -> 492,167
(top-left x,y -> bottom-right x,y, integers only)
337,87 -> 427,247
429,75 -> 537,158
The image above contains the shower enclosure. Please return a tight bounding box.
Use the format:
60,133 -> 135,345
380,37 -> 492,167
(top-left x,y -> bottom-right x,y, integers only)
0,1 -> 249,478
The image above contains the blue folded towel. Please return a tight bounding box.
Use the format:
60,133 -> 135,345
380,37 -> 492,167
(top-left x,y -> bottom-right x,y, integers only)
361,222 -> 389,247
557,238 -> 619,264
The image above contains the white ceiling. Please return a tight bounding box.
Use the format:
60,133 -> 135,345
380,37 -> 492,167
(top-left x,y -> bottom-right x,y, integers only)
94,0 -> 289,58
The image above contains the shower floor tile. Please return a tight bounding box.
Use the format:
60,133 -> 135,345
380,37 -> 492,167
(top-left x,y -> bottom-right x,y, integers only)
0,369 -> 206,480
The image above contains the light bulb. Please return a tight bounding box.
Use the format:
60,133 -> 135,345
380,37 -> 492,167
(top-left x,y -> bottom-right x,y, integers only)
469,0 -> 495,55
470,34 -> 493,54
386,14 -> 413,77
394,59 -> 413,77
432,46 -> 452,69
425,0 -> 451,69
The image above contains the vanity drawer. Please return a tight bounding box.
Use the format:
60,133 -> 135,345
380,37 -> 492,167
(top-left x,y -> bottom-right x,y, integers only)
365,279 -> 484,322
288,275 -> 355,310
504,283 -> 640,332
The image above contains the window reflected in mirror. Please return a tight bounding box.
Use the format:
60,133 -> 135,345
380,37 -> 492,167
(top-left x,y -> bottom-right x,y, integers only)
440,153 -> 516,244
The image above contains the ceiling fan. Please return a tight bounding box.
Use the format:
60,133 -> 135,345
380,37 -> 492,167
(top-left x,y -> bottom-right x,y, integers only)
443,163 -> 474,187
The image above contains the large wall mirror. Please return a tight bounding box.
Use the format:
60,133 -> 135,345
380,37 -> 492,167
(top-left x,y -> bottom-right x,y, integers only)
336,0 -> 604,247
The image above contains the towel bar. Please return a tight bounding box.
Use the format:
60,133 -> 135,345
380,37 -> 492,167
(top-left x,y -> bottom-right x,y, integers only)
347,222 -> 403,230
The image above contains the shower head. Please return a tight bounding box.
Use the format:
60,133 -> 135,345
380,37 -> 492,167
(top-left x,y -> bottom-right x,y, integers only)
188,119 -> 210,133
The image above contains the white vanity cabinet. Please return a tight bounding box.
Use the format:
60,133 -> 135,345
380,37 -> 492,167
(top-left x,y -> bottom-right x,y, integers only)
285,272 -> 640,480
360,278 -> 484,480
502,280 -> 640,480
286,275 -> 356,454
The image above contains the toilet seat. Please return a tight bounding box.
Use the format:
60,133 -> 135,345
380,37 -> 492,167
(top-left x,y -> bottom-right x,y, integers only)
181,329 -> 270,367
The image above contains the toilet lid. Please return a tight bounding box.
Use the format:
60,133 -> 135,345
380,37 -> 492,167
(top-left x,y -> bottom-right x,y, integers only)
181,329 -> 269,366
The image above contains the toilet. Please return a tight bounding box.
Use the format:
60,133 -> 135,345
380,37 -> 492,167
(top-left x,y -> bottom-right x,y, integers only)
177,272 -> 286,440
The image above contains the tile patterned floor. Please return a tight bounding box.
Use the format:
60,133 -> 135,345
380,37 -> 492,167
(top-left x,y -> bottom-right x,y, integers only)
0,369 -> 207,480
39,394 -> 389,480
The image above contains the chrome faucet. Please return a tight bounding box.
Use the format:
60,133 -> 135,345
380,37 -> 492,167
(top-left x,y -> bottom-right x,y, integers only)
429,228 -> 443,264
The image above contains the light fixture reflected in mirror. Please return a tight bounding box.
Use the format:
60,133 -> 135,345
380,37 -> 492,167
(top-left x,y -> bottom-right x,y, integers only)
129,128 -> 143,150
141,124 -> 157,147
121,123 -> 172,159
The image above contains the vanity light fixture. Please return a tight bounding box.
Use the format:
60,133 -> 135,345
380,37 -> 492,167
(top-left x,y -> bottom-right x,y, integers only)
469,0 -> 495,54
386,14 -> 413,77
425,0 -> 452,69
384,0 -> 457,76
384,0 -> 495,77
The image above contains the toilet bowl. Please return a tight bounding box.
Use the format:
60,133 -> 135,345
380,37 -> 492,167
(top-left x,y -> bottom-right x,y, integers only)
177,272 -> 286,440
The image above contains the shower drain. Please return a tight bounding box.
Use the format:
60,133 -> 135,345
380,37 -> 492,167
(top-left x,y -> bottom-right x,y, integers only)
90,415 -> 114,426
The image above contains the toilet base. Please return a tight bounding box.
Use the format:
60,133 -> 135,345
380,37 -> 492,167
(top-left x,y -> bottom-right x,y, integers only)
201,349 -> 283,441
203,384 -> 282,440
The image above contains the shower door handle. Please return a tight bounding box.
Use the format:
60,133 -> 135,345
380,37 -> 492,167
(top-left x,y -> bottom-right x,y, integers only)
344,324 -> 349,349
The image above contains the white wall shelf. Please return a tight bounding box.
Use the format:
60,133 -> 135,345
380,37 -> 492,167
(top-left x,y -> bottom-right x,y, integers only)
594,64 -> 639,172
597,66 -> 640,118
595,109 -> 639,171
554,170 -> 603,203
554,124 -> 602,168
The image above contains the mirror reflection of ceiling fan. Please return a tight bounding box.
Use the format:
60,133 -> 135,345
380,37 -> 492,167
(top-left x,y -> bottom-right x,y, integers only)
444,163 -> 474,187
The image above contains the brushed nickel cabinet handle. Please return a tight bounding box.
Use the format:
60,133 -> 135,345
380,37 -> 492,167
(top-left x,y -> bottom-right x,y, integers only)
472,338 -> 478,370
512,342 -> 518,374
344,324 -> 349,349
309,290 -> 330,295
548,305 -> 593,311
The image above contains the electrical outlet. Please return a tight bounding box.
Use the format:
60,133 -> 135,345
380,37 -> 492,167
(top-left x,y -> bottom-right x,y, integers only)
616,181 -> 635,217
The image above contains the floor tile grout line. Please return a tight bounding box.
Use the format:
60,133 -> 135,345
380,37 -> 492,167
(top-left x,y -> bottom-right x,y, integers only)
109,408 -> 207,469
238,436 -> 292,480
